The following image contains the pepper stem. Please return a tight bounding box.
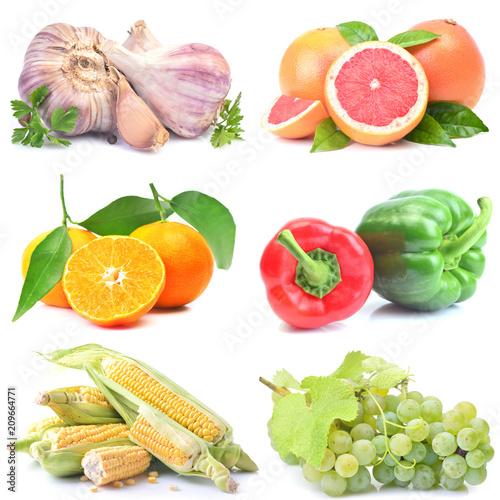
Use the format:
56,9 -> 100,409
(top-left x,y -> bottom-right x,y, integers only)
439,197 -> 492,265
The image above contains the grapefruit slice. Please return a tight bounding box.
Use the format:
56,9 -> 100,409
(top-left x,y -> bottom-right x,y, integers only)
262,95 -> 329,139
325,41 -> 429,146
62,236 -> 166,327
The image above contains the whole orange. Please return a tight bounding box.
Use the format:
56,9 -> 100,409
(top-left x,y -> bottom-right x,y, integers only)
279,27 -> 351,108
21,227 -> 96,308
130,221 -> 214,308
406,19 -> 485,109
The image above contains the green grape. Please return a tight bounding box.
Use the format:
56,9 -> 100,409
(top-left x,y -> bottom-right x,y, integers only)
457,427 -> 479,451
442,409 -> 468,435
363,414 -> 377,431
302,463 -> 325,482
384,453 -> 398,467
439,469 -> 465,490
351,423 -> 375,442
430,458 -> 443,478
421,443 -> 438,466
372,462 -> 395,484
442,454 -> 467,478
328,430 -> 352,454
350,439 -> 377,466
384,394 -> 401,413
389,433 -> 413,456
469,418 -> 489,441
335,454 -> 359,478
432,432 -> 457,456
282,453 -> 300,465
397,399 -> 421,424
423,395 -> 442,406
362,393 -> 385,415
407,391 -> 424,404
372,435 -> 387,456
404,441 -> 427,464
342,402 -> 364,427
464,464 -> 487,485
394,460 -> 416,482
477,443 -> 494,462
466,449 -> 485,468
454,401 -> 477,421
321,471 -> 347,497
427,422 -> 445,444
317,448 -> 336,472
376,412 -> 400,436
393,478 -> 410,488
405,418 -> 430,442
346,465 -> 371,493
420,400 -> 442,423
411,464 -> 435,490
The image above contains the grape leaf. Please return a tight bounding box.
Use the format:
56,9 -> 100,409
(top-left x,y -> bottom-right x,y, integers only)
331,351 -> 369,382
273,369 -> 302,391
271,375 -> 358,467
371,367 -> 407,390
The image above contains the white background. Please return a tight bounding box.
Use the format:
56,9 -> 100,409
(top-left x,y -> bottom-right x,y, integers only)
1,0 -> 499,499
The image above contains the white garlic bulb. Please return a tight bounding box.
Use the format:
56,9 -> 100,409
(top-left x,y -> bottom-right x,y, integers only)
18,23 -> 118,136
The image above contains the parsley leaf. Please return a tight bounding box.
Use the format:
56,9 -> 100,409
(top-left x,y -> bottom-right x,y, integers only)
210,92 -> 244,148
11,85 -> 78,148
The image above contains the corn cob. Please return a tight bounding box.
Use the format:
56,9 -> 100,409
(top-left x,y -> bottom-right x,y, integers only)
35,386 -> 123,424
29,423 -> 132,476
82,446 -> 151,486
15,416 -> 68,455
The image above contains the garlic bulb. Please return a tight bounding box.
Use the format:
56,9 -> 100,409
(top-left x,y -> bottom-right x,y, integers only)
101,41 -> 231,138
18,23 -> 118,136
116,74 -> 169,150
123,20 -> 162,53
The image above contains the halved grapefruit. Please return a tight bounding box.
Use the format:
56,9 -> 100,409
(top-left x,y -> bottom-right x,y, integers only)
262,95 -> 329,139
325,41 -> 429,146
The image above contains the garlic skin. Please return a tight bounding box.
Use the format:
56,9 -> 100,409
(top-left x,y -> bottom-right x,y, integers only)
116,75 -> 169,150
123,20 -> 162,54
18,23 -> 118,136
101,41 -> 231,138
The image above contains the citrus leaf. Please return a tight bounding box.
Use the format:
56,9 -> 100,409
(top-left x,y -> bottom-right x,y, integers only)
404,114 -> 456,147
336,21 -> 378,45
170,191 -> 236,270
387,30 -> 441,48
310,118 -> 350,152
77,196 -> 173,236
273,369 -> 303,391
426,102 -> 489,138
13,226 -> 72,322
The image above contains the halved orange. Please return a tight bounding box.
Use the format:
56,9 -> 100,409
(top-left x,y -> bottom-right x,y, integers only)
262,95 -> 329,139
62,236 -> 166,326
325,41 -> 429,146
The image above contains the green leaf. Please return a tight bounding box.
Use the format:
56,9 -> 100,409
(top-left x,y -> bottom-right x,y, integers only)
10,100 -> 32,119
426,101 -> 489,138
336,21 -> 378,45
29,85 -> 48,108
332,351 -> 369,382
301,376 -> 319,390
50,106 -> 79,133
362,356 -> 398,374
404,114 -> 456,147
48,135 -> 72,147
273,369 -> 303,391
12,127 -> 28,144
271,376 -> 358,467
30,131 -> 45,148
371,367 -> 407,390
387,30 -> 441,48
170,191 -> 236,270
310,118 -> 351,152
13,226 -> 72,322
77,196 -> 173,236
211,92 -> 244,148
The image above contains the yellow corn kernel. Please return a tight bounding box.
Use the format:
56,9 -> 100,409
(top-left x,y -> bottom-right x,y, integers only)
125,479 -> 135,486
105,360 -> 221,442
82,446 -> 151,486
46,423 -> 129,450
113,481 -> 123,488
169,485 -> 179,491
78,387 -> 115,409
89,486 -> 98,493
148,471 -> 158,477
80,475 -> 89,482
25,416 -> 65,435
148,477 -> 157,484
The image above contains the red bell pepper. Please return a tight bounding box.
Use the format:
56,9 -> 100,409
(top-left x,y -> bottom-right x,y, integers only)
260,218 -> 374,328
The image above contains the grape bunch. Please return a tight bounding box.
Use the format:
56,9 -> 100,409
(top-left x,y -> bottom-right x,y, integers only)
268,387 -> 494,497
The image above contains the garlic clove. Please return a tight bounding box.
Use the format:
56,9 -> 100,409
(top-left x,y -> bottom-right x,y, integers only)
123,20 -> 162,54
116,75 -> 169,150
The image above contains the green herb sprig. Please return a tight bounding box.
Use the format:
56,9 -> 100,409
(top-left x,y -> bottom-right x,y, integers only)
210,92 -> 244,148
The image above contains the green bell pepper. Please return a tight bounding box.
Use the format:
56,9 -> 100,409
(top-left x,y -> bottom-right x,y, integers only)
356,189 -> 492,311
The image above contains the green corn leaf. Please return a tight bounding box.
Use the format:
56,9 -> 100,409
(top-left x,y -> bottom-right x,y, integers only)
404,113 -> 456,147
336,21 -> 379,45
170,191 -> 236,270
310,118 -> 351,153
77,196 -> 173,236
387,30 -> 441,48
426,101 -> 489,138
13,226 -> 72,322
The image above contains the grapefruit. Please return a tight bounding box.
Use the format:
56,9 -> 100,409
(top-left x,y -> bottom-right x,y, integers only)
279,27 -> 351,107
262,95 -> 329,139
406,19 -> 485,109
325,41 -> 429,146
